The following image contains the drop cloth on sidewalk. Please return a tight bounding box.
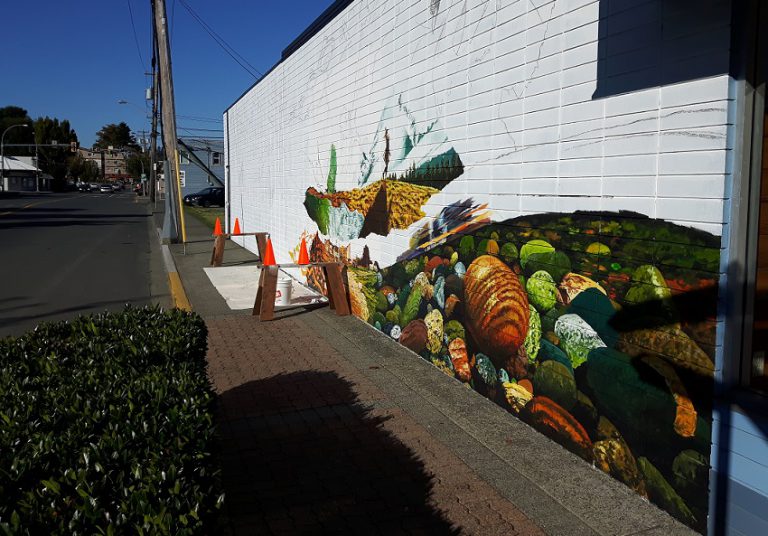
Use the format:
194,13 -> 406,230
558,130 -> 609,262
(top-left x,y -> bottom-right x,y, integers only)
203,265 -> 326,310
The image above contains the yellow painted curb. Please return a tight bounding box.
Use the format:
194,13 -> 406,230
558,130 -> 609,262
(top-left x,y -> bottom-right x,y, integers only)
168,272 -> 192,311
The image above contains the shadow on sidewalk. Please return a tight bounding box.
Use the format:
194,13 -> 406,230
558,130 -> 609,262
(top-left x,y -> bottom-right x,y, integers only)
216,371 -> 459,535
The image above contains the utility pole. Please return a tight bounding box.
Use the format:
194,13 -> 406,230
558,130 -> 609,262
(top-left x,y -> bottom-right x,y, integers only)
153,0 -> 181,243
149,4 -> 159,204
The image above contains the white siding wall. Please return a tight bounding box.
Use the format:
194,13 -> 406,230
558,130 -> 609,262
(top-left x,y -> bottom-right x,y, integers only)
225,0 -> 732,266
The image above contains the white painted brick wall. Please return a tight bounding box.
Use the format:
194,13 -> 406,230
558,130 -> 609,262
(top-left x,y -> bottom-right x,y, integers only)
225,0 -> 733,268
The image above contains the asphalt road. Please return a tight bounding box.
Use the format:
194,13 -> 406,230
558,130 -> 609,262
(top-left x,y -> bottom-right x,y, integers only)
0,190 -> 167,338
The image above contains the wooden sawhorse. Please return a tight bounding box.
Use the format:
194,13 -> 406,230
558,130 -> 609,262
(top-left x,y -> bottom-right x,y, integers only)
253,262 -> 350,321
210,232 -> 269,267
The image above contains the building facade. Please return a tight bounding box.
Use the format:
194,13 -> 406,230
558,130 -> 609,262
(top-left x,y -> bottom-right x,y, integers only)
77,148 -> 129,181
224,1 -> 768,533
178,138 -> 224,196
0,156 -> 44,192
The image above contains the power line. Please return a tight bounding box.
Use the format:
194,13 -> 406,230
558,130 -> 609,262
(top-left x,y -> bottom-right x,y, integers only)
176,114 -> 223,123
178,0 -> 263,80
126,0 -> 146,71
177,126 -> 223,132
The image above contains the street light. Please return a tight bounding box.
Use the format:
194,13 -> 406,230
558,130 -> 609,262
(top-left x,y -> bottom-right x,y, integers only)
1,123 -> 30,192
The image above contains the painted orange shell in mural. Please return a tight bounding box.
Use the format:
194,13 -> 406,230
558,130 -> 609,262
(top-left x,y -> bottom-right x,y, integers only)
464,255 -> 530,367
400,319 -> 428,354
448,338 -> 471,382
522,396 -> 593,461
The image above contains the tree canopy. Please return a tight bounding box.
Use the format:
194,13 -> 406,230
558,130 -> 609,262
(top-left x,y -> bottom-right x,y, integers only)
34,116 -> 79,182
2,106 -> 82,187
94,122 -> 140,151
0,106 -> 35,157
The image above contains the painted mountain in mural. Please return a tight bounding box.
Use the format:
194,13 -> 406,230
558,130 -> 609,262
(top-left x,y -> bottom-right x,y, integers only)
304,94 -> 464,241
346,211 -> 720,533
359,94 -> 464,189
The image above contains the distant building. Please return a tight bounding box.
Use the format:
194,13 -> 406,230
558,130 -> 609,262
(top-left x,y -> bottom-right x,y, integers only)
77,148 -> 130,181
177,138 -> 224,195
0,156 -> 47,191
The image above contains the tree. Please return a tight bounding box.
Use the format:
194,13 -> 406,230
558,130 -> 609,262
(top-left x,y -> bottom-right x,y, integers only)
0,106 -> 35,158
68,154 -> 100,182
125,152 -> 150,180
94,122 -> 140,151
33,116 -> 79,185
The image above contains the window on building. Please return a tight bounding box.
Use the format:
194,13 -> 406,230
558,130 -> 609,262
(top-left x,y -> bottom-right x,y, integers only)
212,152 -> 222,165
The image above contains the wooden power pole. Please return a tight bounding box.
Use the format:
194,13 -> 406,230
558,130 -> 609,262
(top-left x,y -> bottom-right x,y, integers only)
149,2 -> 159,204
153,0 -> 181,242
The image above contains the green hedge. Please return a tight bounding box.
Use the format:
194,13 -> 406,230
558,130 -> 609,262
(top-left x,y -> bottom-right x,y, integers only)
0,306 -> 221,535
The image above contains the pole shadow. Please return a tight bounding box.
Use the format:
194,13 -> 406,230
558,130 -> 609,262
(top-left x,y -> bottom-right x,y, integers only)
215,371 -> 458,535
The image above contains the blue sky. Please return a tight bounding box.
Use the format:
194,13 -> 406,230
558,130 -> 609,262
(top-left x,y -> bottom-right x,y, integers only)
0,0 -> 336,147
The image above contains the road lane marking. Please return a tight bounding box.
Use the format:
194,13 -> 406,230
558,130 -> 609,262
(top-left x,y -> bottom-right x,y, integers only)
0,195 -> 75,216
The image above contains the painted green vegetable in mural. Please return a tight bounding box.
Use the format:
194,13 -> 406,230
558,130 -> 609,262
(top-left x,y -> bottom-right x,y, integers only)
524,305 -> 541,363
444,320 -> 465,343
639,457 -> 696,526
554,313 -> 607,368
326,144 -> 337,193
586,242 -> 611,256
526,270 -> 558,312
458,235 -> 475,260
520,239 -> 555,269
500,242 -> 518,263
425,309 -> 444,354
567,288 -> 619,347
533,360 -> 577,411
400,284 -> 423,327
525,249 -> 572,281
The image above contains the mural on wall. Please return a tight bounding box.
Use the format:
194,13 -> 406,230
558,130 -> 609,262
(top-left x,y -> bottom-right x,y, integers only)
342,211 -> 719,532
290,92 -> 719,533
304,95 -> 465,241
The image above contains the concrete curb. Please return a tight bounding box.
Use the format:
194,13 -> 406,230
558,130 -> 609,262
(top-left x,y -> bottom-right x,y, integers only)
157,227 -> 192,311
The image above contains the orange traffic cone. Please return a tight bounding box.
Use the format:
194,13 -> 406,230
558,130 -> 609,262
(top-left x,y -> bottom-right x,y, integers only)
262,238 -> 276,266
297,237 -> 310,265
232,218 -> 242,235
213,217 -> 223,236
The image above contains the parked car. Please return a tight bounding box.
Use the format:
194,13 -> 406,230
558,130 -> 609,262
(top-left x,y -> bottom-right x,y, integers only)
89,183 -> 100,191
77,183 -> 91,192
99,184 -> 112,193
111,182 -> 122,192
184,187 -> 224,207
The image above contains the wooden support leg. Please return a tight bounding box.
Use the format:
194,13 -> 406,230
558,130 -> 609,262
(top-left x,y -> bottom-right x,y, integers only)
255,233 -> 268,262
210,235 -> 226,267
322,265 -> 335,310
325,263 -> 350,316
252,267 -> 266,315
257,266 -> 279,321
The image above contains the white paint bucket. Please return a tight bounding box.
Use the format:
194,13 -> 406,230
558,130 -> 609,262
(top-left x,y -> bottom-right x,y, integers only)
275,277 -> 293,306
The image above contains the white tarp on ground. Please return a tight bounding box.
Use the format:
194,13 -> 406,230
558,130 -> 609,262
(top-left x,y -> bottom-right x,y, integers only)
203,265 -> 326,310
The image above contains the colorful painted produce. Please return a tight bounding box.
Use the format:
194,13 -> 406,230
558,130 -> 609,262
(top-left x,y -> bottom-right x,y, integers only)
521,396 -> 593,461
448,338 -> 471,382
464,255 -> 530,369
344,211 -> 719,532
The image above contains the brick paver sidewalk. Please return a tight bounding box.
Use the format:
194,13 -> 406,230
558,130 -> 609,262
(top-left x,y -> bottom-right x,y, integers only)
207,314 -> 545,535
